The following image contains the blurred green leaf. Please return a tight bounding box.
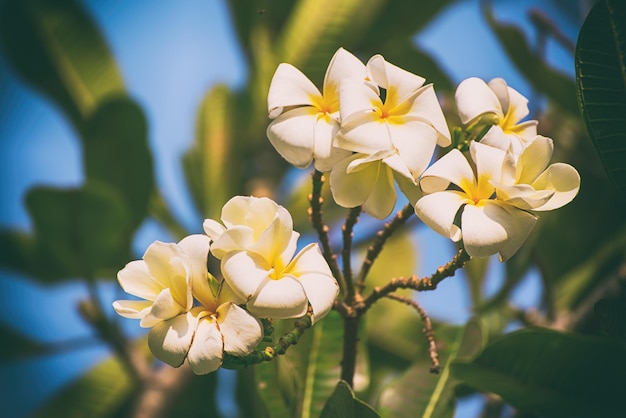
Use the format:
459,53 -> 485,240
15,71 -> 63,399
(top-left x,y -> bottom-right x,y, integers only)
32,353 -> 136,418
0,0 -> 124,133
0,324 -> 49,359
595,298 -> 626,340
483,2 -> 579,116
184,84 -> 235,219
320,380 -> 380,418
575,0 -> 626,200
83,97 -> 153,227
162,372 -> 220,418
25,183 -> 131,280
452,327 -> 626,418
377,318 -> 484,418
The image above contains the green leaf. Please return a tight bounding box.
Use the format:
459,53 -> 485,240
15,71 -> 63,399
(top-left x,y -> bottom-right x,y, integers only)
32,353 -> 136,418
0,0 -> 124,132
25,183 -> 131,280
320,381 -> 381,418
377,318 -> 484,418
255,359 -> 295,418
595,298 -> 626,340
0,324 -> 49,359
452,327 -> 626,418
83,97 -> 153,227
483,3 -> 579,116
575,0 -> 626,200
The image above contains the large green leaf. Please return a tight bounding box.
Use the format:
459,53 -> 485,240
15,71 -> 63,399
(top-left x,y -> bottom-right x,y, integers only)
0,324 -> 50,359
575,0 -> 626,200
376,318 -> 484,418
452,327 -> 626,418
483,3 -> 579,116
83,97 -> 153,227
32,353 -> 137,418
24,183 -> 131,280
0,0 -> 124,132
320,381 -> 380,418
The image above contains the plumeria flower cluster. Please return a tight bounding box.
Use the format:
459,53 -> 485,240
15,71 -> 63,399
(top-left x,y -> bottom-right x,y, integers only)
266,48 -> 580,260
113,196 -> 338,374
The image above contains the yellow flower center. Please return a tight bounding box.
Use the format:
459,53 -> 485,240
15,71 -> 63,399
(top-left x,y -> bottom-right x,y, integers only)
459,174 -> 494,205
372,88 -> 411,125
498,105 -> 524,135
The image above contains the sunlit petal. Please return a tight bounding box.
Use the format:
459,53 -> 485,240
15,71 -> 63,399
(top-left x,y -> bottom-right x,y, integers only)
515,135 -> 553,184
330,155 -> 378,208
267,63 -> 321,118
366,55 -> 425,104
408,84 -> 451,146
323,47 -> 368,101
420,149 -> 475,194
471,141 -> 506,185
312,117 -> 351,172
221,251 -> 270,302
187,316 -> 224,375
390,120 -> 439,180
455,77 -> 502,124
148,311 -> 198,368
247,276 -> 309,319
203,219 -> 226,241
494,183 -> 554,210
178,234 -> 212,309
414,191 -> 466,241
210,226 -> 255,260
117,260 -> 161,301
217,302 -> 263,356
112,299 -> 152,320
267,107 -> 317,168
363,163 -> 396,219
531,163 -> 581,211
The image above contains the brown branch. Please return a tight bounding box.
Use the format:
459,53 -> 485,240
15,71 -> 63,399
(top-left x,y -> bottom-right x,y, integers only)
386,293 -> 440,374
355,203 -> 414,291
342,206 -> 362,304
359,248 -> 471,314
308,170 -> 345,293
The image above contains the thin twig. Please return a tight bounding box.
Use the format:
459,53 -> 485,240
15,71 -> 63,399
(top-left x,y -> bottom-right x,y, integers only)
308,170 -> 345,292
356,204 -> 414,291
386,293 -> 440,373
359,248 -> 471,314
342,206 -> 362,304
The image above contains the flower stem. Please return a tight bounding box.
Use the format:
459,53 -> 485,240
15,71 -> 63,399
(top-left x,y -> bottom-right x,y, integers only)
355,204 -> 414,291
340,315 -> 360,387
308,170 -> 345,293
342,206 -> 361,304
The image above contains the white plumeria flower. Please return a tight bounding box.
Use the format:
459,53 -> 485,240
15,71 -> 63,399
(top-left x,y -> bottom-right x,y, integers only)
455,77 -> 538,156
204,196 -> 339,322
113,235 -> 263,375
330,54 -> 450,219
266,47 -> 365,171
494,135 -> 580,211
414,142 -> 538,261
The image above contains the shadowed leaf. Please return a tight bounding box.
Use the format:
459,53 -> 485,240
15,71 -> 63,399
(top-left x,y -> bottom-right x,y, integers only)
320,380 -> 380,418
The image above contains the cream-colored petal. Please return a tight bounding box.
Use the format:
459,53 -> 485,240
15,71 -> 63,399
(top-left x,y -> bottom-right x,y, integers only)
117,260 -> 161,301
488,78 -> 529,123
267,63 -> 321,118
480,125 -> 512,152
516,135 -> 553,184
221,251 -> 271,301
247,276 -> 309,319
363,163 -> 396,219
312,117 -> 351,172
366,55 -> 425,104
461,201 -> 536,261
267,107 -> 317,168
455,77 -> 502,124
486,78 -> 511,114
217,302 -> 263,356
330,155 -> 378,208
143,241 -> 186,292
287,243 -> 338,322
178,234 -> 211,310
408,84 -> 451,146
141,288 -> 184,327
187,316 -> 224,375
471,141 -> 507,189
494,183 -> 554,210
210,226 -> 255,260
251,215 -> 296,264
420,149 -> 475,194
323,47 -> 367,99
414,191 -> 466,241
395,171 -> 423,204
221,196 -> 278,231
389,120 -> 439,180
338,79 -> 383,124
148,311 -> 198,368
531,163 -> 580,211
218,278 -> 248,305
382,153 -> 414,182
278,231 -> 300,272
203,219 -> 226,241
112,299 -> 152,320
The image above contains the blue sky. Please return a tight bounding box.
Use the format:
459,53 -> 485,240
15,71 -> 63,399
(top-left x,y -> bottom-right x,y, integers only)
0,1 -> 582,417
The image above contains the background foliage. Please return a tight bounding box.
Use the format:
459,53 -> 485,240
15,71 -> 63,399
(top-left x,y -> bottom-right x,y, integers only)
1,0 -> 625,417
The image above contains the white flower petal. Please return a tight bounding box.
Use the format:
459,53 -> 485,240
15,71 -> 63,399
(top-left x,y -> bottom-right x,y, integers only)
210,226 -> 255,260
330,154 -> 378,208
247,276 -> 309,319
414,191 -> 466,241
203,219 -> 226,241
389,120 -> 439,180
187,316 -> 224,375
117,260 -> 161,301
142,288 -> 184,327
178,235 -> 212,309
287,243 -> 338,322
267,63 -> 321,118
217,302 -> 263,356
363,163 -> 396,219
420,149 -> 475,194
488,78 -> 529,123
531,163 -> 580,211
408,84 -> 451,146
338,79 -> 383,124
516,135 -> 553,184
395,171 -> 423,204
221,196 -> 280,231
455,77 -> 502,124
251,216 -> 296,264
494,183 -> 554,210
218,279 -> 247,305
461,202 -> 536,261
142,242 -> 190,308
486,78 -> 511,114
148,311 -> 198,368
366,55 -> 425,104
267,107 -> 317,168
312,117 -> 351,172
221,251 -> 271,301
471,141 -> 506,185
323,47 -> 367,101
112,299 -> 152,320
382,153 -> 414,182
